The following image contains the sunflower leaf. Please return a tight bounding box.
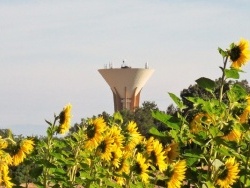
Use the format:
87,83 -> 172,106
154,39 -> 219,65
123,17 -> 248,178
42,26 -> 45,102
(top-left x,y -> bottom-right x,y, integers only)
168,92 -> 186,110
202,181 -> 214,188
225,68 -> 239,79
152,110 -> 181,130
195,77 -> 216,92
229,42 -> 235,49
218,47 -> 228,57
45,119 -> 52,126
182,153 -> 201,158
149,127 -> 166,137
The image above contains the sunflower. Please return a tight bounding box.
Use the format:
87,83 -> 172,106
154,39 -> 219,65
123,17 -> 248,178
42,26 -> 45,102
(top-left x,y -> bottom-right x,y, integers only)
109,126 -> 125,149
190,113 -> 211,133
146,137 -> 154,154
114,157 -> 130,186
135,139 -> 147,153
12,139 -> 34,166
0,163 -> 7,178
222,129 -> 241,142
216,157 -> 240,188
239,95 -> 250,123
12,150 -> 25,166
57,103 -> 72,134
20,139 -> 34,154
116,157 -> 130,175
115,176 -> 126,186
239,109 -> 250,123
134,153 -> 149,183
105,126 -> 124,167
0,151 -> 12,166
230,38 -> 250,69
127,121 -> 139,133
124,121 -> 143,154
167,160 -> 186,188
148,139 -> 167,172
0,139 -> 8,149
126,121 -> 143,142
111,149 -> 123,168
165,142 -> 179,164
97,133 -> 115,162
0,165 -> 14,188
85,117 -> 107,150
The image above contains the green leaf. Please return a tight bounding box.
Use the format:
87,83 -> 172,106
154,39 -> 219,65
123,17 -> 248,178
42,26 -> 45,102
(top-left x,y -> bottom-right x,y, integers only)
50,152 -> 64,159
169,129 -> 178,141
38,159 -> 57,168
183,152 -> 202,159
105,180 -> 122,188
227,83 -> 247,102
186,157 -> 199,167
54,168 -> 67,176
152,110 -> 181,130
183,150 -> 202,166
168,92 -> 186,109
195,77 -> 216,92
214,142 -> 231,156
45,119 -> 52,126
225,68 -> 239,79
80,171 -> 93,180
218,47 -> 228,57
89,183 -> 99,188
229,42 -> 235,49
209,126 -> 221,138
191,133 -> 207,146
240,171 -> 250,187
149,127 -> 166,137
202,181 -> 215,188
129,182 -> 144,188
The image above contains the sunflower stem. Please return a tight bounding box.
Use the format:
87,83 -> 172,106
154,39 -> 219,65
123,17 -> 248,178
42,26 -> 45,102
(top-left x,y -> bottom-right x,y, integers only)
42,116 -> 58,187
219,56 -> 228,103
86,149 -> 98,188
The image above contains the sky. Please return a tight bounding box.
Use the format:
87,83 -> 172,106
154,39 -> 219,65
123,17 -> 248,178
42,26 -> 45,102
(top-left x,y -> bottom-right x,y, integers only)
1,0 -> 250,136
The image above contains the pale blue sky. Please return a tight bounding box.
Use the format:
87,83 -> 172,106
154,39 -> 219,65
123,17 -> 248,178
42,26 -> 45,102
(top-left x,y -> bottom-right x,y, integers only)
0,0 -> 250,136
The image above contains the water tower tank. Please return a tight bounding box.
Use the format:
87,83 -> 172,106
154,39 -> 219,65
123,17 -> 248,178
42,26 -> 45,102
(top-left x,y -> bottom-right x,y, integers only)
98,66 -> 154,111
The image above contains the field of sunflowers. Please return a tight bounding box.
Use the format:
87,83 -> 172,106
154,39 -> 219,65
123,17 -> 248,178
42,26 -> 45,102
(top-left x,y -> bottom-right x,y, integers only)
1,38 -> 250,188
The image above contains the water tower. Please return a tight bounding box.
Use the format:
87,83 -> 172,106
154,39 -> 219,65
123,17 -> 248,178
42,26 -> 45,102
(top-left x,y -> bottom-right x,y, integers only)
98,61 -> 154,111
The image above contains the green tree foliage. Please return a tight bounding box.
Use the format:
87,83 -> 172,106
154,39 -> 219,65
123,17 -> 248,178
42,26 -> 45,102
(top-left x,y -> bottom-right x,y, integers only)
69,101 -> 167,137
0,129 -> 13,138
132,101 -> 158,136
178,79 -> 250,121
